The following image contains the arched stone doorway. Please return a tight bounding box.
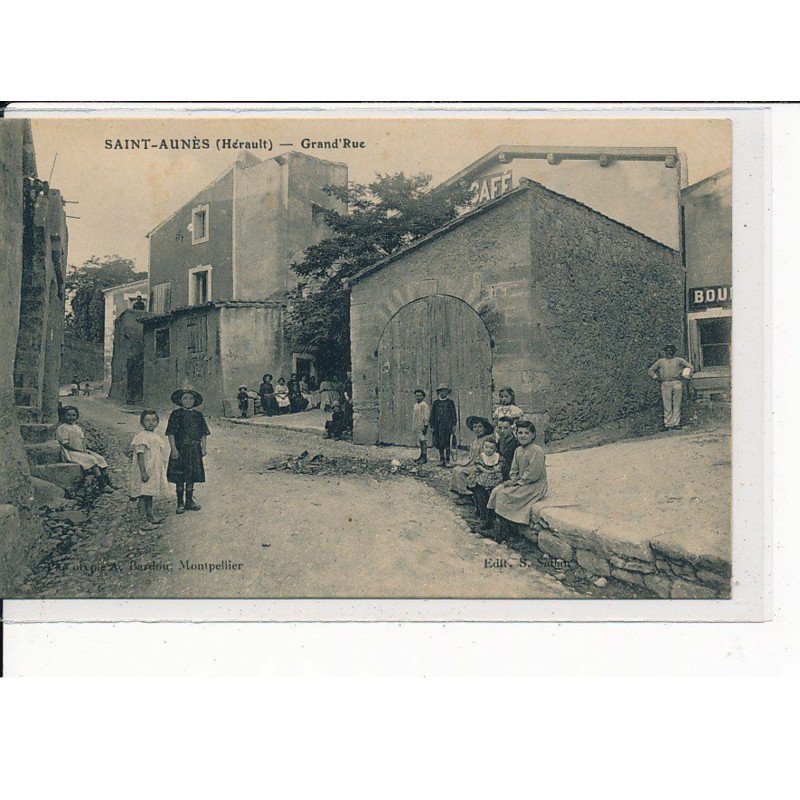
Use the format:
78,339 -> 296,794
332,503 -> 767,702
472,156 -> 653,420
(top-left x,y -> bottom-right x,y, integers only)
377,294 -> 492,446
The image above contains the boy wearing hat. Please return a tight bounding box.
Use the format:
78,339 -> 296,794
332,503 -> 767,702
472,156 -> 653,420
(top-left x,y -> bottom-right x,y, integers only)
430,384 -> 457,467
166,388 -> 210,513
237,386 -> 250,418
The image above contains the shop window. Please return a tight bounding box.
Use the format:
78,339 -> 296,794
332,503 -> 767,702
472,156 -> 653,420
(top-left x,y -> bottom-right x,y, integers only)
189,266 -> 212,306
187,315 -> 208,354
191,204 -> 210,244
698,316 -> 731,368
155,328 -> 171,359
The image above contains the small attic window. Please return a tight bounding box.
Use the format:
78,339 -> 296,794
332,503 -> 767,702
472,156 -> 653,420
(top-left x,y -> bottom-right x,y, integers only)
191,204 -> 210,244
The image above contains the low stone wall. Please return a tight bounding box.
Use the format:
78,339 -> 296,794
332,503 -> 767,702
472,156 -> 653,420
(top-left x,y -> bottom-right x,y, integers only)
522,507 -> 730,599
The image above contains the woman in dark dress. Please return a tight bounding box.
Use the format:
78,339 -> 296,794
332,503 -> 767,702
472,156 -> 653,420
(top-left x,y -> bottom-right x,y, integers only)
288,373 -> 309,413
166,389 -> 210,514
258,373 -> 278,416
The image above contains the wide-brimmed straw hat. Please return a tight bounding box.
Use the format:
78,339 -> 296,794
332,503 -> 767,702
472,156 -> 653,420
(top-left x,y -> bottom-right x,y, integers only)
466,415 -> 494,435
170,388 -> 203,407
435,383 -> 451,393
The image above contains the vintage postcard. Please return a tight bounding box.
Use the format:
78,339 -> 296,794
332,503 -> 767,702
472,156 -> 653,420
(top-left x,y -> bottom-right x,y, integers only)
0,107 -> 768,618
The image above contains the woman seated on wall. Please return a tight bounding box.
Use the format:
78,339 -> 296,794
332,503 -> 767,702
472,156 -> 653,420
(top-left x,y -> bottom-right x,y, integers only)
274,378 -> 291,413
449,416 -> 495,503
288,373 -> 310,413
318,377 -> 340,412
492,386 -> 526,424
302,375 -> 321,409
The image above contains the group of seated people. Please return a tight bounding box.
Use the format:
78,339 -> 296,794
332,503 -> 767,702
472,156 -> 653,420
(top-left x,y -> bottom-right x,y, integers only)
447,388 -> 548,532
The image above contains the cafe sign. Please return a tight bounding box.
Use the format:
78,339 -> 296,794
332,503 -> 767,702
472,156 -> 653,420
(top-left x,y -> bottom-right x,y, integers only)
689,285 -> 732,310
470,170 -> 513,205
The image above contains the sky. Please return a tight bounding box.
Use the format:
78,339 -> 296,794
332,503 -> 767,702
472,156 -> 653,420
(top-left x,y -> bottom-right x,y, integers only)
27,115 -> 732,271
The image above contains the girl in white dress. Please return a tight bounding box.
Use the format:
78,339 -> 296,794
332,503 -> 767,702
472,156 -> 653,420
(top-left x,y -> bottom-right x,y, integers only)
129,409 -> 169,529
56,405 -> 116,493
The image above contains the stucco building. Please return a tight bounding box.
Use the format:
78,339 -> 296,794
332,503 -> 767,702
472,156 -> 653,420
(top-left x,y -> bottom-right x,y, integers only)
348,179 -> 683,447
141,150 -> 347,413
1,119 -> 70,593
681,168 -> 732,399
101,278 -> 148,389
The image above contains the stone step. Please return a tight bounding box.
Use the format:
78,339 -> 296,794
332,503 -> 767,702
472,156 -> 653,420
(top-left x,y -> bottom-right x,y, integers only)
19,422 -> 54,444
30,463 -> 83,491
16,405 -> 41,423
31,476 -> 68,509
26,441 -> 63,465
14,387 -> 36,406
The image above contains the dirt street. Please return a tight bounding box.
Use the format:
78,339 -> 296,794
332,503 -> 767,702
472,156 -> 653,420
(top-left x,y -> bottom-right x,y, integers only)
26,397 -> 577,599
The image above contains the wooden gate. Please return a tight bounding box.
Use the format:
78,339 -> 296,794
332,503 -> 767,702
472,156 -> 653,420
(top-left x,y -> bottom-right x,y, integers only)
377,295 -> 492,446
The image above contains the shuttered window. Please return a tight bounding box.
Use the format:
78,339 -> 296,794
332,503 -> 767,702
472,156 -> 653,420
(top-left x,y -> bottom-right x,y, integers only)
187,314 -> 208,354
151,282 -> 172,315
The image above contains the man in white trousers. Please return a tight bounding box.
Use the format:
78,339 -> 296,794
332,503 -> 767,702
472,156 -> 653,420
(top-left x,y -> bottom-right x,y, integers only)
648,345 -> 693,430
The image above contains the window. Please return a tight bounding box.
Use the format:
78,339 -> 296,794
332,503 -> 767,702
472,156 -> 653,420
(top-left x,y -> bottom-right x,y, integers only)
151,282 -> 172,315
187,315 -> 208,354
189,266 -> 212,306
191,203 -> 210,244
155,328 -> 170,359
698,316 -> 731,368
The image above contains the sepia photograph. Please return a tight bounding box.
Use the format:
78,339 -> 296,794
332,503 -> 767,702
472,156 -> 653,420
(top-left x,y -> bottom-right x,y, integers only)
0,113 -> 738,602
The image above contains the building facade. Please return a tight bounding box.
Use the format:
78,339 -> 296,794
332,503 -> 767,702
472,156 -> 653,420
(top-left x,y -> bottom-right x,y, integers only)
101,278 -> 148,389
349,180 -> 683,447
435,145 -> 686,249
681,168 -> 732,397
141,150 -> 348,413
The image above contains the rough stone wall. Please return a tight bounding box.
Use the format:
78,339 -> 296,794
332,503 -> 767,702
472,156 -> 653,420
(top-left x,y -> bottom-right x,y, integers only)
108,310 -> 148,404
528,184 -> 683,439
60,334 -> 104,384
349,191 -> 538,445
142,308 -> 225,414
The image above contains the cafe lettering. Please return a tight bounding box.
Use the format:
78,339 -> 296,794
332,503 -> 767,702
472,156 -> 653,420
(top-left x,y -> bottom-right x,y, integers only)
470,170 -> 513,205
689,285 -> 732,310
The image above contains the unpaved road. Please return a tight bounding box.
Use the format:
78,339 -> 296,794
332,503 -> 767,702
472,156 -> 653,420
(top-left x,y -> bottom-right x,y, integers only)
61,398 -> 576,599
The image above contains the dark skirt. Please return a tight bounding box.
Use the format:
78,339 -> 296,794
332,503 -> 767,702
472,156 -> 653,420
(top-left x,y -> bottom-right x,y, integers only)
167,441 -> 206,484
432,426 -> 454,450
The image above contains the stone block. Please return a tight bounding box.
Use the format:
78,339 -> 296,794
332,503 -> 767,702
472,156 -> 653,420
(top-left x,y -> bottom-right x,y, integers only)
576,549 -> 611,577
30,463 -> 83,490
19,422 -> 54,444
609,555 -> 655,574
610,568 -> 645,588
537,530 -> 575,563
25,441 -> 62,465
15,405 -> 41,423
31,476 -> 67,508
671,579 -> 718,600
643,573 -> 673,599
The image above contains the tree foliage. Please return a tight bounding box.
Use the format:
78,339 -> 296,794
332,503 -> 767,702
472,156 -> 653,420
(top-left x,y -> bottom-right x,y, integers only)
65,255 -> 146,343
285,173 -> 471,376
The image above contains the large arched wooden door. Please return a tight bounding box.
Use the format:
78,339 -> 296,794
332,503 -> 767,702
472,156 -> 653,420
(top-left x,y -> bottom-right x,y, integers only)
378,295 -> 492,446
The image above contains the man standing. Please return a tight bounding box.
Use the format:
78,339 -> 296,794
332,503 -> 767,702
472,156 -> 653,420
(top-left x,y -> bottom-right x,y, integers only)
648,345 -> 693,430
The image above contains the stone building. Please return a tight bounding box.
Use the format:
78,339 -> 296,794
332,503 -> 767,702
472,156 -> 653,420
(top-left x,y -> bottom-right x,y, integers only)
108,308 -> 149,404
141,150 -> 347,414
1,119 -> 70,593
101,278 -> 148,389
348,179 -> 683,447
435,144 -> 687,249
681,168 -> 732,400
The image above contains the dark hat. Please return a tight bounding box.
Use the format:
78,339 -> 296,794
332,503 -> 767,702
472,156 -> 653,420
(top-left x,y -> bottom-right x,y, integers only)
238,386 -> 248,391
171,388 -> 203,407
466,415 -> 494,435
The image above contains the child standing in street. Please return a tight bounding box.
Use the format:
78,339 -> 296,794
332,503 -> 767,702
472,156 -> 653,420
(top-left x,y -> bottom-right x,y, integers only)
56,405 -> 116,494
166,389 -> 210,514
412,389 -> 430,464
237,386 -> 250,418
129,410 -> 168,529
430,383 -> 457,467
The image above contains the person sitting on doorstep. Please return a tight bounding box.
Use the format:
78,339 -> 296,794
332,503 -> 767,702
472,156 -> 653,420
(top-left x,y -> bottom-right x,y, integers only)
258,373 -> 278,416
449,415 -> 495,501
494,415 -> 519,481
411,389 -> 430,464
324,401 -> 348,440
492,386 -> 525,424
56,405 -> 116,494
274,378 -> 291,413
430,384 -> 457,467
288,373 -> 309,413
648,344 -> 693,430
488,420 -> 548,532
237,386 -> 250,418
467,437 -> 506,530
